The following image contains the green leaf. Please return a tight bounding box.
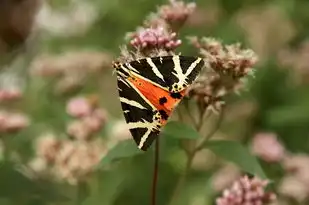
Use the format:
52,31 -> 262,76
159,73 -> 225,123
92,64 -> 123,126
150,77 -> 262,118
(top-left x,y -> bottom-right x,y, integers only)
205,140 -> 267,179
99,140 -> 143,166
162,121 -> 201,139
0,162 -> 69,202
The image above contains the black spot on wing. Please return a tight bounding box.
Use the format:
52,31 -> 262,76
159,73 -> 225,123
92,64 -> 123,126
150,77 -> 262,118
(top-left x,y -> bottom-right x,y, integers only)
159,110 -> 169,120
130,128 -> 160,151
170,92 -> 182,99
159,97 -> 167,105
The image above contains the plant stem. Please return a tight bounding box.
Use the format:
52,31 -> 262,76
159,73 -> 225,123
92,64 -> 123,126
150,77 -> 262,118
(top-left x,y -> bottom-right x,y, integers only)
169,107 -> 224,205
168,152 -> 194,205
183,100 -> 198,127
76,181 -> 88,205
151,138 -> 160,205
195,109 -> 224,152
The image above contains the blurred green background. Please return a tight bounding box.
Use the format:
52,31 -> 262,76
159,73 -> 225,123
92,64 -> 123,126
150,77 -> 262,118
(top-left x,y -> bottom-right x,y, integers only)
0,0 -> 309,204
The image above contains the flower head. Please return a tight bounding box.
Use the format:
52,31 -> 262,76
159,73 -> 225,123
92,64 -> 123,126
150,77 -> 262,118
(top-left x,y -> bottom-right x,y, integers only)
251,132 -> 285,163
129,26 -> 181,51
0,111 -> 30,133
187,37 -> 258,113
158,0 -> 196,29
66,96 -> 92,118
278,175 -> 309,202
0,88 -> 22,102
192,37 -> 258,78
216,176 -> 276,205
36,133 -> 61,163
54,141 -> 105,185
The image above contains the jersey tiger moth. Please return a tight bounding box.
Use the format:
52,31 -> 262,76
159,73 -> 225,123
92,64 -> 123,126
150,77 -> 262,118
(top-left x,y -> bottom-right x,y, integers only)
114,55 -> 204,151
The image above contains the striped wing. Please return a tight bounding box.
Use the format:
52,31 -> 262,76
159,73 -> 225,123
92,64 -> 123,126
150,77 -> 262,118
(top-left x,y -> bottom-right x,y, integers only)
115,55 -> 204,151
117,75 -> 161,150
120,55 -> 204,93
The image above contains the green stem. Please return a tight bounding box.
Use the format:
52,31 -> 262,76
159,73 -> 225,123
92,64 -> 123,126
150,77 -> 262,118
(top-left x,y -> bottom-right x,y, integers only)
151,138 -> 160,205
169,107 -> 224,205
168,153 -> 194,205
1,135 -> 11,161
76,181 -> 89,205
195,110 -> 224,152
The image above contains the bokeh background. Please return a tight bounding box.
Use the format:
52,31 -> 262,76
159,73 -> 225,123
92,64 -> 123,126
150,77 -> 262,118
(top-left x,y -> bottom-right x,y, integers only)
0,0 -> 309,204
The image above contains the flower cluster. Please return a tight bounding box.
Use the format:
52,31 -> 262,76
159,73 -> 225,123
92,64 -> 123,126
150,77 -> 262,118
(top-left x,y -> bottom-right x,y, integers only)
277,41 -> 309,84
30,133 -> 105,185
66,95 -> 107,141
278,154 -> 309,202
129,27 -> 181,51
0,88 -> 22,102
216,176 -> 276,205
123,0 -> 196,58
28,95 -> 108,184
187,37 -> 258,112
37,0 -> 98,37
157,0 -> 196,29
31,51 -> 112,94
251,132 -> 285,163
248,131 -> 309,202
0,111 -> 30,133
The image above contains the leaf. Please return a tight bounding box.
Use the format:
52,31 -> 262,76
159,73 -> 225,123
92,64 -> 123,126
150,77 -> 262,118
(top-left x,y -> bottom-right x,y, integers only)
205,140 -> 267,179
76,182 -> 90,204
0,162 -> 69,202
162,121 -> 201,139
100,140 -> 143,166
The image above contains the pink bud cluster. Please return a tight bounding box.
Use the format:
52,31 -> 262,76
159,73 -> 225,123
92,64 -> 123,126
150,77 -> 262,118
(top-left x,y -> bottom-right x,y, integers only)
216,176 -> 276,205
124,0 -> 196,56
0,89 -> 22,102
129,27 -> 181,51
187,37 -> 258,112
0,111 -> 30,133
30,51 -> 112,94
158,0 -> 196,27
31,133 -> 105,185
191,37 -> 258,78
66,96 -> 107,141
251,132 -> 285,163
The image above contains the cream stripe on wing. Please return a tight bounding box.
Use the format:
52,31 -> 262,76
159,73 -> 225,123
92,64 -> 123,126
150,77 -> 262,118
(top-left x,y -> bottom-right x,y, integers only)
172,55 -> 187,85
127,64 -> 140,73
127,121 -> 154,129
131,72 -> 169,91
117,76 -> 130,87
185,58 -> 202,77
138,129 -> 152,149
146,57 -> 165,81
119,97 -> 147,110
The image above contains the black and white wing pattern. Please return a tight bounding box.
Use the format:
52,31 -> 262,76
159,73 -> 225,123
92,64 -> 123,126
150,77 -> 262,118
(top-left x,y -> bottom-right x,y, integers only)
115,55 -> 205,151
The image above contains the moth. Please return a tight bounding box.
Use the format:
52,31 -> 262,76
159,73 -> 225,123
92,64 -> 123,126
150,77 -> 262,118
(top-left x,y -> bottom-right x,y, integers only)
114,55 -> 204,151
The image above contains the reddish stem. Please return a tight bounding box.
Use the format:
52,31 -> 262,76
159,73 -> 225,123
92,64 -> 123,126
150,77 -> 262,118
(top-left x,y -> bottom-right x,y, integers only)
151,138 -> 160,205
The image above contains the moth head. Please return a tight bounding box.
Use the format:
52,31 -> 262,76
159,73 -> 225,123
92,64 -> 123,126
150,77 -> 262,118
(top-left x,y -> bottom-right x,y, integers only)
112,61 -> 122,69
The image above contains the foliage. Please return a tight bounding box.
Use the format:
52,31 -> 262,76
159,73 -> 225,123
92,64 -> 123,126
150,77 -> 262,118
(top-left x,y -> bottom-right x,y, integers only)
0,0 -> 309,204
